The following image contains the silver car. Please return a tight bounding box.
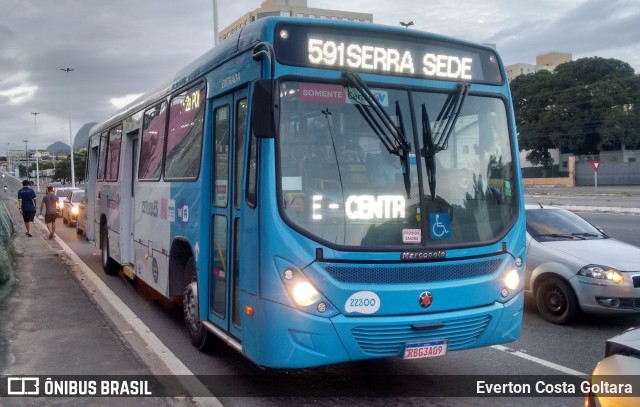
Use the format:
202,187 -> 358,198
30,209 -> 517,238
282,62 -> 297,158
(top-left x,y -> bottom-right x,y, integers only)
525,204 -> 640,324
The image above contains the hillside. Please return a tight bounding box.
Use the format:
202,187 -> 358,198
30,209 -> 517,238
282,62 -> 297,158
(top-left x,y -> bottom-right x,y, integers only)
45,121 -> 98,153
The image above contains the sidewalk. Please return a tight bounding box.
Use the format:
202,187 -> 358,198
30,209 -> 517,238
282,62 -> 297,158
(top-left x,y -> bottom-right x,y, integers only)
524,185 -> 640,215
0,195 -> 178,406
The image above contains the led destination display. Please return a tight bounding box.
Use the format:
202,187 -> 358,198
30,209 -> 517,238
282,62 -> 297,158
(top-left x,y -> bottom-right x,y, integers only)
275,23 -> 503,84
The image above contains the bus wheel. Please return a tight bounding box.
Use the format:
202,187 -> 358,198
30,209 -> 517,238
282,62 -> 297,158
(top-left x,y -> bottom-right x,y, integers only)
183,257 -> 212,350
101,226 -> 119,275
535,278 -> 579,325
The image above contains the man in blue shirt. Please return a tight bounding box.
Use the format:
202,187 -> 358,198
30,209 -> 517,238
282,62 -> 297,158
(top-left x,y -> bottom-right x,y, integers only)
18,179 -> 37,237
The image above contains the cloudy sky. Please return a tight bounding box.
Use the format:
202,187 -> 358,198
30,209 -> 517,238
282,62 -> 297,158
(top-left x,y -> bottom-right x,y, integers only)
1,0 -> 639,153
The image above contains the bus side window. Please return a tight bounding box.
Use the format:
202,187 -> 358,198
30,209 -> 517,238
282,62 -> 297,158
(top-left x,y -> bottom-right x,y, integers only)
104,125 -> 123,182
97,131 -> 108,181
139,102 -> 167,181
164,82 -> 206,181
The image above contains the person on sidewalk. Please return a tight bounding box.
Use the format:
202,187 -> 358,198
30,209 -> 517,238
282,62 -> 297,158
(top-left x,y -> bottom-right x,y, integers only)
17,179 -> 37,237
40,185 -> 58,239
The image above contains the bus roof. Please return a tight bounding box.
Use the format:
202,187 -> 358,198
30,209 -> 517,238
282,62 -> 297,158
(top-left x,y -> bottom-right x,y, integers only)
91,17 -> 503,136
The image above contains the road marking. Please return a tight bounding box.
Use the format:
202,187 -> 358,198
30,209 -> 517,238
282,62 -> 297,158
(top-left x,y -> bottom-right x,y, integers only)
53,233 -> 222,407
491,345 -> 588,377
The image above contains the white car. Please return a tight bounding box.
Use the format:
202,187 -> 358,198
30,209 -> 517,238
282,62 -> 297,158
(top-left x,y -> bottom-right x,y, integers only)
525,204 -> 640,324
62,189 -> 85,226
54,187 -> 81,217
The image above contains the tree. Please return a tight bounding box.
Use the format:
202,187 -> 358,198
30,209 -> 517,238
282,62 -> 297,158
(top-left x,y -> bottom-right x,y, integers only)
53,150 -> 87,183
510,57 -> 640,161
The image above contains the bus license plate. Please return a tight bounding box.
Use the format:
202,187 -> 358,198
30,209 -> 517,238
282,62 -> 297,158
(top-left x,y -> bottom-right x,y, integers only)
403,339 -> 448,359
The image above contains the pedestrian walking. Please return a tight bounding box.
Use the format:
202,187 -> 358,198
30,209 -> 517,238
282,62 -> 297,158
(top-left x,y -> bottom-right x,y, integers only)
17,179 -> 37,237
40,185 -> 58,239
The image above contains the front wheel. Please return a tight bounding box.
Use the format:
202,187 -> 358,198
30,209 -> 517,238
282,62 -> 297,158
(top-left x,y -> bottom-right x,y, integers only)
535,278 -> 579,324
183,257 -> 214,351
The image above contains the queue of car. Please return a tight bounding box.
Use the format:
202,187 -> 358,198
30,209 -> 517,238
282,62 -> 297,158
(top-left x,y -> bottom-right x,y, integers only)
39,184 -> 640,398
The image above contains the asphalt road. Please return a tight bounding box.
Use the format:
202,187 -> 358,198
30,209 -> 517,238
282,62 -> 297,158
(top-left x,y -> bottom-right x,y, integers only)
47,205 -> 640,406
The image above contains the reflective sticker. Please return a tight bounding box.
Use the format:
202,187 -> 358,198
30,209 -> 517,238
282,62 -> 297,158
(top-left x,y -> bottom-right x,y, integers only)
345,291 -> 380,314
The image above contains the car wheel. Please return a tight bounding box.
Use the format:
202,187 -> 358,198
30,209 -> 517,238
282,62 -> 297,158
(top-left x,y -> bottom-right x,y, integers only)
183,257 -> 214,351
535,278 -> 579,324
101,226 -> 119,275
62,214 -> 68,224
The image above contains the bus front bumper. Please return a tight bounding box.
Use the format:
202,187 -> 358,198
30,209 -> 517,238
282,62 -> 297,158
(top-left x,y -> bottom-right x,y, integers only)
243,292 -> 523,368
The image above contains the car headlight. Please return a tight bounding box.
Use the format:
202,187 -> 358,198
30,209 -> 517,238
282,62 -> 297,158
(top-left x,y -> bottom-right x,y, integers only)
578,265 -> 624,284
71,206 -> 79,215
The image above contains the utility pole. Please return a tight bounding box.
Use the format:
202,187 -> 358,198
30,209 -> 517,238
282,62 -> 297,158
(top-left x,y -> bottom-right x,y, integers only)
61,68 -> 76,187
213,0 -> 219,45
31,112 -> 40,191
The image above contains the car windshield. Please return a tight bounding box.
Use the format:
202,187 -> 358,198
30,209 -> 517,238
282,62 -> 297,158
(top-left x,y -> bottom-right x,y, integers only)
277,80 -> 518,248
55,189 -> 70,198
71,191 -> 85,203
526,208 -> 606,241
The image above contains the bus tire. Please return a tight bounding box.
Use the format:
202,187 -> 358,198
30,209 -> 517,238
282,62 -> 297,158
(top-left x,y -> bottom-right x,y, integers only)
535,278 -> 579,325
183,257 -> 213,351
101,226 -> 119,275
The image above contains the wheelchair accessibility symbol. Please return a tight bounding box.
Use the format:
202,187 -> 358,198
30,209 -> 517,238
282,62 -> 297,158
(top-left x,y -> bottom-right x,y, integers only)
430,213 -> 451,239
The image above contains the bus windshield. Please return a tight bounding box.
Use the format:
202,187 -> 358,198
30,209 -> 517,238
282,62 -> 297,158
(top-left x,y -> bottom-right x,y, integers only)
278,80 -> 517,248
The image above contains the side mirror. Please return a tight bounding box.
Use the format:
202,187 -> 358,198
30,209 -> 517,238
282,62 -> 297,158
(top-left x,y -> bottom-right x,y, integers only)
251,79 -> 279,138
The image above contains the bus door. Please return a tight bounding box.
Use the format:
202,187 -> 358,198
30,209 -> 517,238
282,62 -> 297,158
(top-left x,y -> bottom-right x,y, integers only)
128,135 -> 138,265
209,88 -> 247,341
86,140 -> 99,242
120,129 -> 139,266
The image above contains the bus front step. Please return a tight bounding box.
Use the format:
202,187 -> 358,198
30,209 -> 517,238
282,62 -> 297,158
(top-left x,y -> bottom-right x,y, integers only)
123,264 -> 135,280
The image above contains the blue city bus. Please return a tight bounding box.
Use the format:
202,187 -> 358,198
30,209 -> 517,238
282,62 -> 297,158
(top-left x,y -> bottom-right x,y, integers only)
83,16 -> 526,368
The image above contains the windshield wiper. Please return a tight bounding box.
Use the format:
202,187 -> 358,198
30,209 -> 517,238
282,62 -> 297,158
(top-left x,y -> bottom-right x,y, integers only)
421,83 -> 469,199
395,100 -> 411,198
343,72 -> 412,198
572,232 -> 603,238
534,233 -> 584,240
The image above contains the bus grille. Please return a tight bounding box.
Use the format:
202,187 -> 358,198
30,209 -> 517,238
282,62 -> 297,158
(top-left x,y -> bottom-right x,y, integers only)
351,315 -> 491,356
325,258 -> 502,284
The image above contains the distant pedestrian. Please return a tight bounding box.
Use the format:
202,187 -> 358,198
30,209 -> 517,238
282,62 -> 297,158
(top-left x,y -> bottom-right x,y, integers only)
17,179 -> 37,237
40,185 -> 58,239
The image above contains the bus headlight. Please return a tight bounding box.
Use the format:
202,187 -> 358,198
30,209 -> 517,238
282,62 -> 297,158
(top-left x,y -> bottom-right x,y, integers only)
274,259 -> 338,317
292,282 -> 321,306
503,269 -> 520,291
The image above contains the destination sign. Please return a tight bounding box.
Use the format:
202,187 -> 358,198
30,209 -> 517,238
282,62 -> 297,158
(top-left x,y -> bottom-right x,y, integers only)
275,23 -> 503,85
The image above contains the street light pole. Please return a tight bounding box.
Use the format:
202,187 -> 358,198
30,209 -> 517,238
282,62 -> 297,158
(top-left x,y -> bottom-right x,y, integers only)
212,0 -> 219,45
31,112 -> 40,192
61,67 -> 76,187
23,140 -> 29,182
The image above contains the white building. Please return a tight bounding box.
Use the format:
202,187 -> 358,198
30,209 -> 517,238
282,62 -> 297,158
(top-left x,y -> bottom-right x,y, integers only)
219,0 -> 373,43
